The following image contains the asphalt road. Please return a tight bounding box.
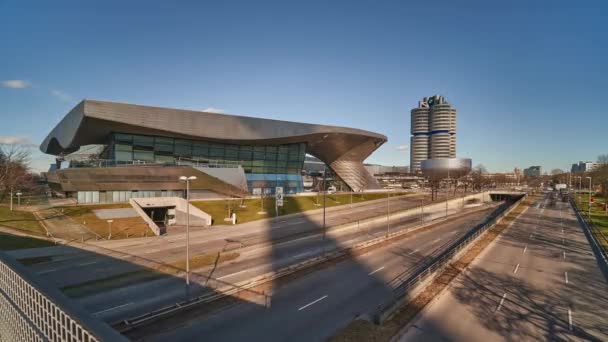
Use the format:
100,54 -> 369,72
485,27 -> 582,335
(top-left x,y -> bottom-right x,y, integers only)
400,193 -> 608,341
129,206 -> 497,341
71,204 -> 494,323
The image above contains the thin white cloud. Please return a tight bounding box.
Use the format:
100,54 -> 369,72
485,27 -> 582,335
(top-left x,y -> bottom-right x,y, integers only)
203,107 -> 225,114
51,89 -> 73,103
396,144 -> 409,151
1,79 -> 29,89
0,136 -> 37,147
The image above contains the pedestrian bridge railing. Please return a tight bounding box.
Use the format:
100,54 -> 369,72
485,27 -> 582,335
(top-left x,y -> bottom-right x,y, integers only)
0,251 -> 127,342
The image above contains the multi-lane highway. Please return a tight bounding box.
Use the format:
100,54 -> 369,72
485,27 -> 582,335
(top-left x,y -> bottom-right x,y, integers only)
400,193 -> 608,341
125,206 -> 498,341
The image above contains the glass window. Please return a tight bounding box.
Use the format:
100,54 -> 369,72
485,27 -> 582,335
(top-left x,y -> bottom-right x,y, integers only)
115,143 -> 132,152
225,149 -> 238,160
210,147 -> 224,158
156,155 -> 175,163
193,142 -> 209,157
278,145 -> 289,154
265,146 -> 277,153
155,137 -> 174,153
133,135 -> 154,150
254,146 -> 266,153
253,151 -> 265,160
114,133 -> 132,144
134,150 -> 154,161
265,153 -> 277,161
175,139 -> 192,157
239,145 -> 252,152
239,151 -> 252,160
115,150 -> 132,162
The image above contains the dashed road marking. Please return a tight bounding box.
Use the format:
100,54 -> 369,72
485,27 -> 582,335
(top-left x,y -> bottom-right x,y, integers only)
368,266 -> 385,275
496,293 -> 507,312
298,295 -> 328,311
564,272 -> 569,284
513,263 -> 520,274
93,302 -> 133,316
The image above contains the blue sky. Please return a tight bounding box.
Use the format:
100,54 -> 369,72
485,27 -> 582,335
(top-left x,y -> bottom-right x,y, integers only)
1,0 -> 606,173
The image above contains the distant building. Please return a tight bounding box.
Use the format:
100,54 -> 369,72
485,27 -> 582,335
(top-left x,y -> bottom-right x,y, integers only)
524,166 -> 542,177
410,95 -> 456,172
571,161 -> 603,173
364,164 -> 410,176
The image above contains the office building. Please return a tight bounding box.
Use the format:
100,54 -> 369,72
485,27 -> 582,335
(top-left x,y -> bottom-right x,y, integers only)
41,100 -> 387,203
523,166 -> 542,178
571,161 -> 603,173
410,95 -> 456,172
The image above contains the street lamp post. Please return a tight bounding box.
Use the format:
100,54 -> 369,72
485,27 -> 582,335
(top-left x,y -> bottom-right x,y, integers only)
16,191 -> 22,208
179,175 -> 197,287
586,176 -> 592,219
322,165 -> 327,255
386,190 -> 390,237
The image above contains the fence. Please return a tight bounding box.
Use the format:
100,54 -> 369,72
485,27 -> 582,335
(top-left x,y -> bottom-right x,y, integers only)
0,252 -> 127,342
374,194 -> 526,323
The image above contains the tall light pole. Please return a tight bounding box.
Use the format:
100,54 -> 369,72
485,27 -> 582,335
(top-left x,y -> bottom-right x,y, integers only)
386,189 -> 390,237
179,175 -> 197,287
321,165 -> 327,255
586,176 -> 592,219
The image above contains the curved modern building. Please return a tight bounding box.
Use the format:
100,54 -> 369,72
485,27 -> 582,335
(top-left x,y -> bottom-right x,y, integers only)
410,95 -> 456,172
41,100 -> 387,203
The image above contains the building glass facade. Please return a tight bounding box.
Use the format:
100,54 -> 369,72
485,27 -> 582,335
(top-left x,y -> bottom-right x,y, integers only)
109,133 -> 306,194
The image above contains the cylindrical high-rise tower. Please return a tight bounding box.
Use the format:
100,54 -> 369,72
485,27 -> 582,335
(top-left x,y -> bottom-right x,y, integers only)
410,95 -> 457,172
410,100 -> 430,172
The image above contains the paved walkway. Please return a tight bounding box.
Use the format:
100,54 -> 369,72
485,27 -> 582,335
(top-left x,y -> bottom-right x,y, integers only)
34,208 -> 99,241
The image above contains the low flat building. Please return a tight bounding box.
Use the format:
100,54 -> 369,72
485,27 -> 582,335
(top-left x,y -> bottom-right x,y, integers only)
40,100 -> 387,203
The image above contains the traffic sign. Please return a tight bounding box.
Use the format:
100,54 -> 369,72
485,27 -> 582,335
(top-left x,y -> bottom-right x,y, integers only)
276,193 -> 284,201
253,188 -> 262,196
276,199 -> 284,206
590,197 -> 595,203
276,186 -> 283,194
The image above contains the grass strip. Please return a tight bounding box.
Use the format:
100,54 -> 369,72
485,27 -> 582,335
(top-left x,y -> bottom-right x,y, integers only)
61,270 -> 167,298
18,256 -> 53,266
0,232 -> 55,251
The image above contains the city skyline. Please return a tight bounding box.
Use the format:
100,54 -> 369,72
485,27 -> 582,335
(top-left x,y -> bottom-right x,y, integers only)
1,1 -> 607,173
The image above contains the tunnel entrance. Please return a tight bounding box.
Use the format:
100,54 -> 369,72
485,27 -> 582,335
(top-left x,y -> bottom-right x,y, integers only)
142,206 -> 176,234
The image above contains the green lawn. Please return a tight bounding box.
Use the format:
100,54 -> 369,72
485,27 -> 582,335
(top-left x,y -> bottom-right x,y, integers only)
0,206 -> 45,235
574,195 -> 608,249
192,192 -> 412,225
0,232 -> 55,251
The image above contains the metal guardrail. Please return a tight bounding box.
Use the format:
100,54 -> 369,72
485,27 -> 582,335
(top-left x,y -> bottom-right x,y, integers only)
374,195 -> 526,323
0,252 -> 128,342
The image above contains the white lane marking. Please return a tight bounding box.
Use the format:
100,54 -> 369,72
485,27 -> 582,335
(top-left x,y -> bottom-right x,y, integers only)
523,245 -> 527,254
37,268 -> 59,275
78,261 -> 98,267
568,307 -> 573,331
563,251 -> 566,260
409,249 -> 419,255
432,238 -> 441,244
92,302 -> 133,316
217,268 -> 251,280
289,251 -> 315,260
368,266 -> 385,275
529,233 -> 534,239
513,264 -> 520,274
298,295 -> 328,311
496,293 -> 507,312
564,272 -> 569,284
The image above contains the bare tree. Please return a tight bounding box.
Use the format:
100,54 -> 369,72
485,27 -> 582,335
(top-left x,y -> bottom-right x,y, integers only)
598,154 -> 608,164
0,144 -> 32,210
551,168 -> 564,175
